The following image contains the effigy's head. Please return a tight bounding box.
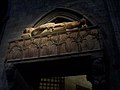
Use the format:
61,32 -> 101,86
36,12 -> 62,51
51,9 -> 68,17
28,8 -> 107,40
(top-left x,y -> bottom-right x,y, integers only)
23,28 -> 34,34
21,28 -> 35,38
23,29 -> 29,34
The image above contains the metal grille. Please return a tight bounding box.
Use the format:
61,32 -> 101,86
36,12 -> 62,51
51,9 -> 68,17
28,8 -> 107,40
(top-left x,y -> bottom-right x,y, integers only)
39,77 -> 65,90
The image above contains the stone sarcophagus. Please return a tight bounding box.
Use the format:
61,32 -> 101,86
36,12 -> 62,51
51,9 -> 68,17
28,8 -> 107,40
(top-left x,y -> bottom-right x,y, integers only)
6,18 -> 102,63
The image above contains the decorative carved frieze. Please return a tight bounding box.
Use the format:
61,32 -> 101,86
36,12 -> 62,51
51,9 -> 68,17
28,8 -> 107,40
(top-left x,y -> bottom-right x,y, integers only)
6,25 -> 101,62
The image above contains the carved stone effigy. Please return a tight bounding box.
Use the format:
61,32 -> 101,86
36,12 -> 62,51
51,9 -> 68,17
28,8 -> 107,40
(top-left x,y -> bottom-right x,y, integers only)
21,18 -> 86,38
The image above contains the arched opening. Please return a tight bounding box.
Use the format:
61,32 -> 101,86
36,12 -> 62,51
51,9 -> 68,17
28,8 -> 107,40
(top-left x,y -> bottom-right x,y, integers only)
33,8 -> 94,27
